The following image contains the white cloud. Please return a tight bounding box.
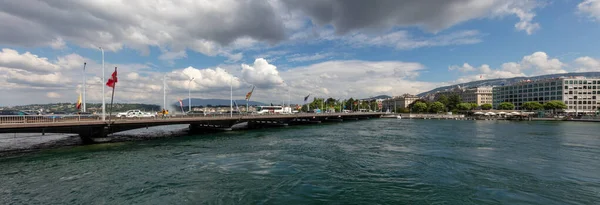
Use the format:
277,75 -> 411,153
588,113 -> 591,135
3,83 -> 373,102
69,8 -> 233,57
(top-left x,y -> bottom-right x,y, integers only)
279,60 -> 435,100
46,92 -> 61,98
241,58 -> 284,88
448,63 -> 476,72
288,52 -> 334,62
158,50 -> 187,61
491,0 -> 541,34
448,51 -> 568,82
574,56 -> 600,72
0,48 -> 59,73
0,0 -> 541,62
521,52 -> 566,75
578,0 -> 600,21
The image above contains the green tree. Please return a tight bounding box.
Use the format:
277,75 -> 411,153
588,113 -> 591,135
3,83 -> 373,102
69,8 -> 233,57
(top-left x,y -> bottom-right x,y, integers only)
469,103 -> 479,110
457,103 -> 472,111
437,95 -> 449,108
481,103 -> 492,110
522,101 -> 543,111
544,100 -> 567,113
429,102 -> 446,113
447,94 -> 462,111
498,102 -> 515,110
412,102 -> 428,113
408,99 -> 428,109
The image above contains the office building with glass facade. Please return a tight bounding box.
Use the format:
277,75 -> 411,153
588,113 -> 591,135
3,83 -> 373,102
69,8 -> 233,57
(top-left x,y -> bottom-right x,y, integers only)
492,77 -> 600,113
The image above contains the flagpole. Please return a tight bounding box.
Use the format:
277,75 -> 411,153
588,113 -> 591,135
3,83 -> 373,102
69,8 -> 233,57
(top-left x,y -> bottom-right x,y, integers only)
108,67 -> 117,124
100,47 -> 105,121
163,75 -> 166,111
82,62 -> 87,112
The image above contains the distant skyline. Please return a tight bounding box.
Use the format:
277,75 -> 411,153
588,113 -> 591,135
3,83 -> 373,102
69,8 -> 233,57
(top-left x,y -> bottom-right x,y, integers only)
1,0 -> 600,106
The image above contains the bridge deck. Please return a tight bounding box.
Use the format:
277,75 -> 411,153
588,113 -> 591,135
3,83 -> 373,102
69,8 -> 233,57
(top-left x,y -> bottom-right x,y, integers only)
0,113 -> 383,130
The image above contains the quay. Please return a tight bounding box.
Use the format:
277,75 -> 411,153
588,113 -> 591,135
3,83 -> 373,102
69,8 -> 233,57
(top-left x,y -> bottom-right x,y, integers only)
0,113 -> 383,144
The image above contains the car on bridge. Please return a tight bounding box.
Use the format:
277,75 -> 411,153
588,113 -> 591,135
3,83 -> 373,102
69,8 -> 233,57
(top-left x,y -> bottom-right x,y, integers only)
117,110 -> 156,118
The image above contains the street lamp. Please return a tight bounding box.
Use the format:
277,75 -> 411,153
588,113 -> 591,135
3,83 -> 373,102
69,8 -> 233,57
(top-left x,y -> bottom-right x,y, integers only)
230,75 -> 234,117
99,47 -> 105,121
188,77 -> 195,113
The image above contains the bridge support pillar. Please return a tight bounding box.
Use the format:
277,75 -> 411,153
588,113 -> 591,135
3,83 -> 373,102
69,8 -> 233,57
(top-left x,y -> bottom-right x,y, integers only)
78,126 -> 108,144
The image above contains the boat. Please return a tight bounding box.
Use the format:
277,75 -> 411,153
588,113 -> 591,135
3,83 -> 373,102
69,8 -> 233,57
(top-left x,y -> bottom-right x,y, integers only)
396,115 -> 402,119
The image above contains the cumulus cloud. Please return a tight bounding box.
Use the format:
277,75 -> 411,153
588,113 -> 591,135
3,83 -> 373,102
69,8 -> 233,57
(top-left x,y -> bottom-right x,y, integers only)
279,60 -> 434,100
288,52 -> 335,62
578,0 -> 600,21
344,30 -> 483,50
574,56 -> 600,72
46,92 -> 61,98
448,51 -> 569,83
0,0 -> 542,65
448,63 -> 476,72
168,66 -> 242,92
281,0 -> 541,35
241,58 -> 285,88
0,0 -> 286,58
0,48 -> 59,73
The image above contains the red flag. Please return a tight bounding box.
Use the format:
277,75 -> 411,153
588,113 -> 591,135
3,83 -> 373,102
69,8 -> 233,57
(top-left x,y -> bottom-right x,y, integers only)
106,67 -> 118,88
76,94 -> 82,110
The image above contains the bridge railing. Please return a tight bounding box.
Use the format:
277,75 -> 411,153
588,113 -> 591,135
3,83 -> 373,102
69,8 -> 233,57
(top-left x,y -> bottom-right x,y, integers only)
0,115 -> 101,124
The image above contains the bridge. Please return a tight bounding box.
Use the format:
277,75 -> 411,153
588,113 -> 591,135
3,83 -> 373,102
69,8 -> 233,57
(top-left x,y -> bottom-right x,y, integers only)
0,113 -> 383,143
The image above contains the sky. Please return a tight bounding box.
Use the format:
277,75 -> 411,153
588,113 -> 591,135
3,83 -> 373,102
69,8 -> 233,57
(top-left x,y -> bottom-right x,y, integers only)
1,0 -> 600,106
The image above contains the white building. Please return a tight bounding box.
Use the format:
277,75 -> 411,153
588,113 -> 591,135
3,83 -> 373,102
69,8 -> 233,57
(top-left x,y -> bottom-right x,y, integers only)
493,77 -> 600,113
382,94 -> 420,111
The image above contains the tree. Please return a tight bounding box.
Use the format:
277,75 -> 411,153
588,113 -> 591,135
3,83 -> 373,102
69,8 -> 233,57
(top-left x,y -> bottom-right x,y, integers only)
469,103 -> 479,110
447,94 -> 462,111
498,102 -> 515,110
408,99 -> 428,109
457,103 -> 472,111
481,103 -> 492,110
412,102 -> 428,113
544,100 -> 567,113
429,102 -> 445,113
437,95 -> 449,108
522,101 -> 543,111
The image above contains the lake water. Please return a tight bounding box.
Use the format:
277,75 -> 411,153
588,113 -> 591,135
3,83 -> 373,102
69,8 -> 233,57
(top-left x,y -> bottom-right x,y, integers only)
1,119 -> 599,204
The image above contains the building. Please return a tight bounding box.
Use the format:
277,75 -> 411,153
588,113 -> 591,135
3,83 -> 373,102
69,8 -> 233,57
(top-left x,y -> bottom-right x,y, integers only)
382,94 -> 420,111
463,87 -> 493,105
432,86 -> 493,105
492,77 -> 600,113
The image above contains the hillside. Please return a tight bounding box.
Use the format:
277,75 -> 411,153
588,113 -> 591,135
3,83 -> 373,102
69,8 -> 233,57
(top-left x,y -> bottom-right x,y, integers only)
418,72 -> 600,97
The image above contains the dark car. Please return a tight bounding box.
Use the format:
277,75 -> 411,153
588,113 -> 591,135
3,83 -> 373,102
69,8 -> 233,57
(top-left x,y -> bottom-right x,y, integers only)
0,110 -> 29,116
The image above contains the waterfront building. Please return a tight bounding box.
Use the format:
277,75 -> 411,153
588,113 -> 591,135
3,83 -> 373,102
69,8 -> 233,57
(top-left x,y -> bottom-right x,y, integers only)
432,86 -> 493,106
492,76 -> 600,113
382,94 -> 420,111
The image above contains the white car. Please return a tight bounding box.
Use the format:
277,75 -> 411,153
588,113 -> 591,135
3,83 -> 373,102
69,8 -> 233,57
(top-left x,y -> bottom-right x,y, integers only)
117,110 -> 155,118
116,110 -> 141,118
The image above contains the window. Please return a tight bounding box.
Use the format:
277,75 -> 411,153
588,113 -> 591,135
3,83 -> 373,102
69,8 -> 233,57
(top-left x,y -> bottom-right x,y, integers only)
569,91 -> 573,94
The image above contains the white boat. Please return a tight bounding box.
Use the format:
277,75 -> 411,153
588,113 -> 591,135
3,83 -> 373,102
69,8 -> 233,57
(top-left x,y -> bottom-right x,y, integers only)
396,115 -> 402,119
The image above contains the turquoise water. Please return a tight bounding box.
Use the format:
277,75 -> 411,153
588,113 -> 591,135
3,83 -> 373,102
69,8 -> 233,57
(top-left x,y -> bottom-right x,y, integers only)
1,119 -> 599,204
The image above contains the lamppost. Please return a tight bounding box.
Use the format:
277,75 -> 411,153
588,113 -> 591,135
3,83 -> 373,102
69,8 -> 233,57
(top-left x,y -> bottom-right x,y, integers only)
188,77 -> 194,113
230,75 -> 233,117
99,47 -> 105,121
